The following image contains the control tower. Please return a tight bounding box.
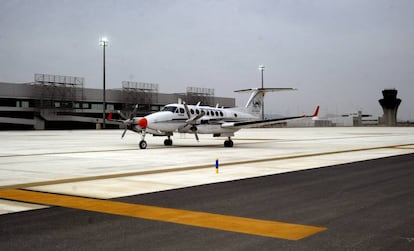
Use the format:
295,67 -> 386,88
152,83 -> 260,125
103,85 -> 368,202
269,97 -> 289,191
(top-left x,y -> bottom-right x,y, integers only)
379,89 -> 401,126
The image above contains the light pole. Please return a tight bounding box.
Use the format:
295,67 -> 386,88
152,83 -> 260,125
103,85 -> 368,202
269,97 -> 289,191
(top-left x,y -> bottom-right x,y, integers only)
259,65 -> 265,120
99,37 -> 108,129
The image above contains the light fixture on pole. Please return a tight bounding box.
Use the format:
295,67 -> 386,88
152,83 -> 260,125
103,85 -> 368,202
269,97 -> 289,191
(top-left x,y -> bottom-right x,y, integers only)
259,65 -> 265,120
99,37 -> 108,129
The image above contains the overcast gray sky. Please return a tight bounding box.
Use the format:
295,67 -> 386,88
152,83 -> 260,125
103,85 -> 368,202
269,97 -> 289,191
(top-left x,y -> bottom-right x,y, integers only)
1,0 -> 413,120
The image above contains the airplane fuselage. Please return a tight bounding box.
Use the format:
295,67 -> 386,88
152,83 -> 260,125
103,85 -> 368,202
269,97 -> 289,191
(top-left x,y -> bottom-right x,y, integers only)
136,104 -> 257,136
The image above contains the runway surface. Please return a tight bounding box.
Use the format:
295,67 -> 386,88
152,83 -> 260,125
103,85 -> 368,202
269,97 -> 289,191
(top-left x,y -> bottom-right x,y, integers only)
1,154 -> 414,250
1,127 -> 414,250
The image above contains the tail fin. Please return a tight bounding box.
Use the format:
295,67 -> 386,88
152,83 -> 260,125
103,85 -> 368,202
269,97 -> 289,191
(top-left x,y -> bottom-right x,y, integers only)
235,88 -> 297,117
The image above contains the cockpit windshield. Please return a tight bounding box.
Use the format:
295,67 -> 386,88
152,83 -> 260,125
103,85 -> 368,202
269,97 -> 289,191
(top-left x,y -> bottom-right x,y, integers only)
161,106 -> 177,113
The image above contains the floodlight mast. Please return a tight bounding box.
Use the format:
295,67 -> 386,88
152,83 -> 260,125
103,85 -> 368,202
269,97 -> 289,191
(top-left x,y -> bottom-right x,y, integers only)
100,37 -> 108,129
259,65 -> 265,120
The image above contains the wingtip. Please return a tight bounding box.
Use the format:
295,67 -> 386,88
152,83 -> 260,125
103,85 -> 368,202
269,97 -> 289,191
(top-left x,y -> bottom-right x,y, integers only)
312,106 -> 320,117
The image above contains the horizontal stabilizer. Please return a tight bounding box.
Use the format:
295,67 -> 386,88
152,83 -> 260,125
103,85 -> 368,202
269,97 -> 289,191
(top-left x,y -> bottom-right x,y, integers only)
236,87 -> 298,111
234,88 -> 297,93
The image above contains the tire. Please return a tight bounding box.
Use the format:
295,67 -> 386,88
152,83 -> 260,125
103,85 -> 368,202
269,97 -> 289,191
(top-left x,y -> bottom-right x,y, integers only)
139,140 -> 147,149
224,140 -> 234,147
164,139 -> 173,146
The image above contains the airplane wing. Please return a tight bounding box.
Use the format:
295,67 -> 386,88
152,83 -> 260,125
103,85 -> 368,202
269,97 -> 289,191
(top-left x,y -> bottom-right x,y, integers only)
221,106 -> 319,129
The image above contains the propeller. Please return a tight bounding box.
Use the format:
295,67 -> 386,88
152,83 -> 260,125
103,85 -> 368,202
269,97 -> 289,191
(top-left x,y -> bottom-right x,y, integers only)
181,102 -> 205,141
121,104 -> 138,138
118,110 -> 128,120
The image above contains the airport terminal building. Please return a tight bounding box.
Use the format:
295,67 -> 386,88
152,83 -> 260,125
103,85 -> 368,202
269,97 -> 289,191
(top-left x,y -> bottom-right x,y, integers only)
0,74 -> 235,130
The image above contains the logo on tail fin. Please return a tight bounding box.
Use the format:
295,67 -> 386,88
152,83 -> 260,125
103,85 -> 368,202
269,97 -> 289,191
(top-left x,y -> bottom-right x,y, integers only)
248,91 -> 263,115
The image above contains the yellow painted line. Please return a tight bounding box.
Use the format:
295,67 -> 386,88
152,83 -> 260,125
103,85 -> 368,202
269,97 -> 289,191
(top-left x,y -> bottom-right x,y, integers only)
0,189 -> 326,240
1,143 -> 413,190
393,146 -> 414,149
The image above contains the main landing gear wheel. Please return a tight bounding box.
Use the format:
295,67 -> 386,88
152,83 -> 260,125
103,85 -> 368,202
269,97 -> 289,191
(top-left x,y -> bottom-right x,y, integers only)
139,140 -> 147,149
224,140 -> 233,147
164,139 -> 173,146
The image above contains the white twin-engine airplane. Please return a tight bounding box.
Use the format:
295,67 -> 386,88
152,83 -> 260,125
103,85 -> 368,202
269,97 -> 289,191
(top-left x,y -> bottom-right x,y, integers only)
114,88 -> 319,149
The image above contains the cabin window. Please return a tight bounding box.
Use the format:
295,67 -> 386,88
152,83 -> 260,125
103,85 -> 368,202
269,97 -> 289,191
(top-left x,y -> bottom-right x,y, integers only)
215,111 -> 219,116
190,109 -> 194,115
234,113 -> 238,117
179,108 -> 185,113
196,109 -> 200,115
161,106 -> 177,113
220,111 -> 224,117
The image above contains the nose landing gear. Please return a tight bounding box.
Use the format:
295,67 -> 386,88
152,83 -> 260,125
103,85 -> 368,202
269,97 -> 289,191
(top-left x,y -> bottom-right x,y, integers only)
139,130 -> 147,149
139,140 -> 147,149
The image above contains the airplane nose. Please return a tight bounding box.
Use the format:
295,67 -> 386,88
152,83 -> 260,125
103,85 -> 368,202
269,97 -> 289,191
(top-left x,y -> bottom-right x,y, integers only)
137,117 -> 148,129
